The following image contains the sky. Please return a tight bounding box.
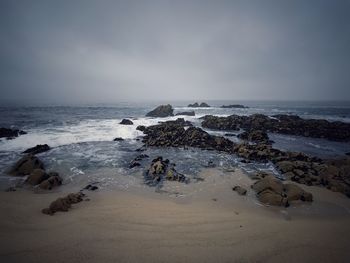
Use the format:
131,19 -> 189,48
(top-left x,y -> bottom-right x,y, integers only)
0,0 -> 349,104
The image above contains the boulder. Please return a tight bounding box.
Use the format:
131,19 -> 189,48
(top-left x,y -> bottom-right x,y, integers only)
8,154 -> 44,176
175,111 -> 195,116
42,192 -> 84,215
119,119 -> 133,125
39,174 -> 63,190
232,186 -> 247,195
26,169 -> 49,185
22,144 -> 50,155
0,127 -> 27,139
146,104 -> 174,117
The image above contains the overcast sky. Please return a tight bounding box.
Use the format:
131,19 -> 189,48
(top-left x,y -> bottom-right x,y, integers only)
0,0 -> 349,104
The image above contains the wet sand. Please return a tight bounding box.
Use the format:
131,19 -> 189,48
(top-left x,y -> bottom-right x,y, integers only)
1,169 -> 350,263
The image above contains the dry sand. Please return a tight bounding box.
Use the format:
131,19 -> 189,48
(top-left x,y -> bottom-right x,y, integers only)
1,169 -> 350,263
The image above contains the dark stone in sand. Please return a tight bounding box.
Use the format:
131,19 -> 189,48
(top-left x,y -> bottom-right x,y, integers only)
145,156 -> 188,185
0,127 -> 27,139
251,174 -> 313,206
26,168 -> 49,185
221,104 -> 248,109
8,154 -> 44,176
146,104 -> 174,117
188,102 -> 210,108
119,119 -> 133,125
42,192 -> 85,215
232,186 -> 247,195
201,114 -> 350,142
113,137 -> 124,141
39,173 -> 63,190
84,184 -> 98,191
175,111 -> 195,116
238,130 -> 271,144
22,144 -> 51,155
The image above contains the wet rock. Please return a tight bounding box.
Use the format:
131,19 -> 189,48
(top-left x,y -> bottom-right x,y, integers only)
221,104 -> 248,108
175,111 -> 195,116
201,114 -> 350,142
224,133 -> 236,137
113,137 -> 124,141
134,154 -> 149,161
145,156 -> 188,185
39,174 -> 63,190
8,154 -> 44,176
0,127 -> 27,139
119,119 -> 133,125
146,104 -> 174,117
22,144 -> 51,155
188,102 -> 210,107
129,160 -> 141,168
232,186 -> 247,195
26,169 -> 49,185
251,174 -> 313,206
42,192 -> 84,215
206,160 -> 216,168
84,184 -> 98,191
238,130 -> 271,144
136,125 -> 146,132
160,118 -> 193,127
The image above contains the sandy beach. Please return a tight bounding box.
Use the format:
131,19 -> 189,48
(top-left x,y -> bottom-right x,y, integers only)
1,169 -> 350,263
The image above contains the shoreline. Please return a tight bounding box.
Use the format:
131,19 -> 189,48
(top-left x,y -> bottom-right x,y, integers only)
1,169 -> 350,263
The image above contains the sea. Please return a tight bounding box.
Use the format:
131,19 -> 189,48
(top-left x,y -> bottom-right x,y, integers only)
1,100 -> 350,192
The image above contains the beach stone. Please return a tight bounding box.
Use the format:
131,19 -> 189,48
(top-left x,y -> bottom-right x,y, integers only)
284,184 -> 313,202
119,119 -> 133,125
232,186 -> 247,195
84,184 -> 98,191
8,154 -> 44,176
42,192 -> 84,215
39,174 -> 63,190
22,144 -> 50,155
146,104 -> 174,117
26,169 -> 49,185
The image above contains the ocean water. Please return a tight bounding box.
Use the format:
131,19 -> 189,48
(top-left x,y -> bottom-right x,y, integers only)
0,101 -> 349,190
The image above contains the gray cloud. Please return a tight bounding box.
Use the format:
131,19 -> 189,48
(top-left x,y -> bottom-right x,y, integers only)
1,0 -> 349,104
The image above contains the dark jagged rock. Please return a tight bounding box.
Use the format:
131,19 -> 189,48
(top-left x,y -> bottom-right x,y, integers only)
232,186 -> 247,195
22,144 -> 51,155
42,192 -> 85,215
84,184 -> 98,191
26,169 -> 49,185
188,102 -> 210,108
113,137 -> 124,141
129,160 -> 141,168
0,127 -> 27,139
146,104 -> 174,117
119,119 -> 133,125
201,114 -> 350,142
39,173 -> 63,190
221,104 -> 248,109
136,125 -> 146,132
238,130 -> 271,144
175,111 -> 195,116
8,154 -> 44,176
251,174 -> 313,207
160,118 -> 193,127
145,156 -> 188,185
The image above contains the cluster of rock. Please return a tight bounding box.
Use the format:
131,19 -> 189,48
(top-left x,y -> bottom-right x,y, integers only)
144,157 -> 188,185
251,173 -> 313,207
221,104 -> 248,109
201,114 -> 350,142
237,130 -> 271,144
0,127 -> 27,139
42,192 -> 85,215
146,104 -> 174,117
188,102 -> 210,107
129,154 -> 149,168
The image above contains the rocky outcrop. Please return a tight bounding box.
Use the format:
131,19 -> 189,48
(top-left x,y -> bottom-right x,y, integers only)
221,104 -> 248,109
26,169 -> 49,185
188,102 -> 210,107
22,144 -> 51,155
232,186 -> 247,195
8,154 -> 44,176
119,119 -> 133,125
252,174 -> 313,207
175,111 -> 195,116
145,157 -> 188,185
238,130 -> 271,144
0,127 -> 27,139
39,172 -> 63,190
42,192 -> 85,215
201,114 -> 350,142
146,104 -> 174,117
